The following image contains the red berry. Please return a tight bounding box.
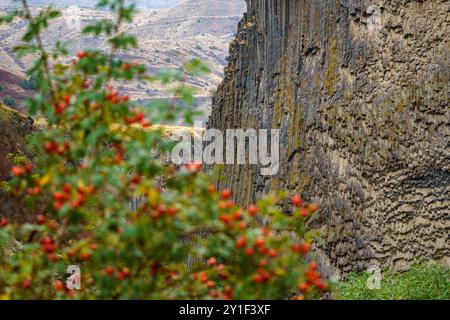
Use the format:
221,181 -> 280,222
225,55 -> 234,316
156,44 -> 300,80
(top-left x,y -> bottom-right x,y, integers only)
254,237 -> 265,247
184,163 -> 202,172
62,183 -> 72,193
22,278 -> 32,289
236,237 -> 247,249
298,282 -> 309,293
76,51 -> 87,59
253,274 -> 263,283
309,261 -> 319,271
299,208 -> 309,218
80,252 -> 90,261
105,266 -> 114,276
24,163 -> 33,173
291,195 -> 303,207
207,257 -> 217,266
141,119 -> 152,128
121,267 -> 131,277
221,189 -> 232,200
47,253 -> 58,262
11,166 -> 25,177
136,112 -> 145,122
199,271 -> 208,283
206,280 -> 216,289
0,217 -> 8,227
259,259 -> 268,267
54,280 -> 65,291
28,187 -> 41,195
36,214 -> 47,225
248,205 -> 258,217
219,214 -> 231,224
268,249 -> 278,258
244,248 -> 255,256
131,174 -> 141,184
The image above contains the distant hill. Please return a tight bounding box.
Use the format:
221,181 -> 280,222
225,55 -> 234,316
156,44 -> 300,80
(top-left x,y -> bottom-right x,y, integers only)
0,0 -> 247,121
0,0 -> 181,9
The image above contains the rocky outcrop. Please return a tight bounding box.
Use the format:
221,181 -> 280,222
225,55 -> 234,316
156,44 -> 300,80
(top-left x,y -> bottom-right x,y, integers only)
209,0 -> 449,276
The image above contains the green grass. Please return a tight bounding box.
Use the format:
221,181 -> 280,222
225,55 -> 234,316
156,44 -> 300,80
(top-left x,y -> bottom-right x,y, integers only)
333,262 -> 450,300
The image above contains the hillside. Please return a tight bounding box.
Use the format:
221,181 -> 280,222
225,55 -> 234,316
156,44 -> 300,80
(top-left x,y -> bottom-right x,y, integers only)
0,0 -> 247,121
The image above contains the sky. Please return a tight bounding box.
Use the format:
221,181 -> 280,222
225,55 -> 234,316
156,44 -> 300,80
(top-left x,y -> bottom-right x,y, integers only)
1,0 -> 182,9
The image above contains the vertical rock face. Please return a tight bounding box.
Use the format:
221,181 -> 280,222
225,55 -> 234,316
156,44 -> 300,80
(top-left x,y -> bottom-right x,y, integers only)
209,0 -> 449,276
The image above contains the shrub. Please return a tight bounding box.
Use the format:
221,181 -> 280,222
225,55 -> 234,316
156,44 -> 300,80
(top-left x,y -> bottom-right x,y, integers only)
3,95 -> 17,108
0,0 -> 327,300
333,263 -> 450,300
21,76 -> 38,90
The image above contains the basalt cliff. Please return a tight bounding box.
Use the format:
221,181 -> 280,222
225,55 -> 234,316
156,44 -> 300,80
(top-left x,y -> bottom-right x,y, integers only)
208,0 -> 449,276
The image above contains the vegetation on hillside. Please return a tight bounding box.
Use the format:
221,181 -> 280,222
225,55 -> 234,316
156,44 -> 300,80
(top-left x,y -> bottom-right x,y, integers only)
3,95 -> 17,108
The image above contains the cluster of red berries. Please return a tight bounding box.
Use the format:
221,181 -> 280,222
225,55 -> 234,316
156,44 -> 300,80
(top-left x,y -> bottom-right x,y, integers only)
103,265 -> 131,280
53,94 -> 71,115
235,232 -> 278,258
0,217 -> 8,227
125,109 -> 151,128
53,183 -> 95,210
44,140 -> 70,155
10,163 -> 33,177
40,236 -> 58,262
291,242 -> 311,255
149,203 -> 179,220
291,195 -> 318,218
106,85 -> 130,105
298,262 -> 329,294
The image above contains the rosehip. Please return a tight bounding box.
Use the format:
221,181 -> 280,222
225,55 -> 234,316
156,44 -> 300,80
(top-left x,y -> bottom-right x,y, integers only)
62,183 -> 72,193
80,252 -> 90,261
0,217 -> 9,227
105,266 -> 114,276
166,207 -> 178,216
235,237 -> 247,249
221,189 -> 232,200
24,163 -> 33,173
11,166 -> 25,177
244,248 -> 255,256
298,282 -> 310,293
76,51 -> 88,59
54,280 -> 65,291
22,278 -> 32,289
248,204 -> 258,217
299,208 -> 309,218
291,195 -> 303,207
36,214 -> 47,225
207,257 -> 217,266
268,249 -> 278,258
254,237 -> 265,247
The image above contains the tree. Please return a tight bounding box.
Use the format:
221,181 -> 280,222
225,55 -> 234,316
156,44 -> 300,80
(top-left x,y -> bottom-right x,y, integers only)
0,0 -> 327,300
21,76 -> 38,90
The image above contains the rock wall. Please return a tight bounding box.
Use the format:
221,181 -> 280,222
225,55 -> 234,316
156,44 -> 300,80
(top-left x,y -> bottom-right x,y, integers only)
208,0 -> 450,276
